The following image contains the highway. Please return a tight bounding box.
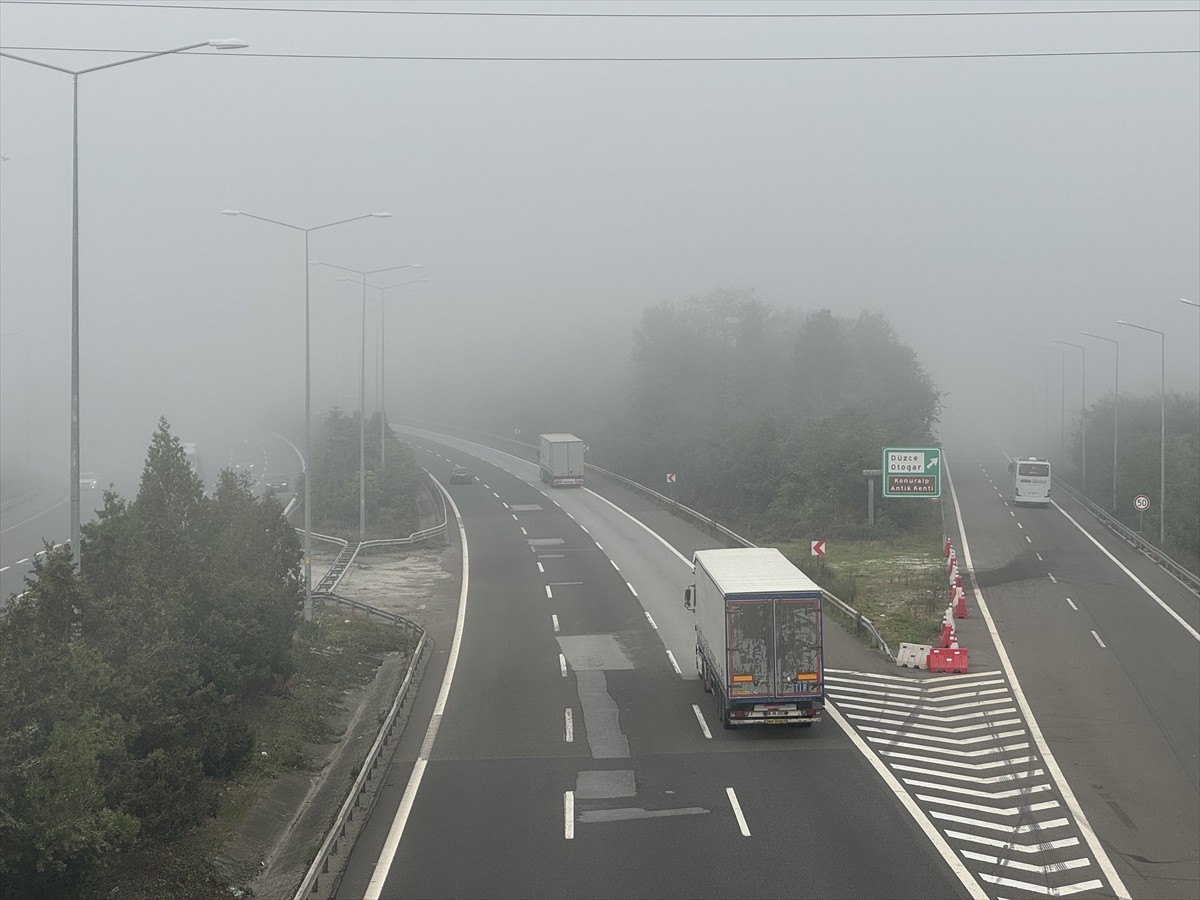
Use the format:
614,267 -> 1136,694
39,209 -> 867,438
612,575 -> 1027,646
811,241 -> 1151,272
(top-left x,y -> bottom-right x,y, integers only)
338,432 -> 973,899
942,437 -> 1200,900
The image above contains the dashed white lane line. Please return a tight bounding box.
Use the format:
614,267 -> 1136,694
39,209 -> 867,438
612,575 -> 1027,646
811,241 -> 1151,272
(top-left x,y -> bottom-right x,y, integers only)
1066,598 -> 1079,611
1035,552 -> 1043,561
644,611 -> 657,629
1091,630 -> 1107,648
665,649 -> 681,674
1048,573 -> 1057,583
691,704 -> 712,739
565,708 -> 574,742
559,653 -> 568,677
564,791 -> 575,840
503,501 -> 510,509
537,562 -> 544,573
1025,536 -> 1032,544
0,565 -> 9,573
16,557 -> 30,565
579,524 -> 590,535
492,492 -> 501,499
552,614 -> 560,632
610,560 -> 620,571
1017,522 -> 1024,530
545,585 -> 553,599
521,527 -> 527,535
628,582 -> 639,598
595,542 -> 604,551
726,787 -> 751,836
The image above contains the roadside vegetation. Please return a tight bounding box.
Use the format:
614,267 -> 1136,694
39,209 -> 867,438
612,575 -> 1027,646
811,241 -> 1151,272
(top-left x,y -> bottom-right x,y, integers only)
0,418 -> 416,899
298,408 -> 427,541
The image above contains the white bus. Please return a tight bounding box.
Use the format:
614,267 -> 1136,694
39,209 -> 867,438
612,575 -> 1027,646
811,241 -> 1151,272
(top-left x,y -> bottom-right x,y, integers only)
1008,456 -> 1052,508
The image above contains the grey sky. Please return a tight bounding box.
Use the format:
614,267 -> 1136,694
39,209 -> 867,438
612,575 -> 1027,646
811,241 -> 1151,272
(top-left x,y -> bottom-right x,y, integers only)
1,0 -> 1197,480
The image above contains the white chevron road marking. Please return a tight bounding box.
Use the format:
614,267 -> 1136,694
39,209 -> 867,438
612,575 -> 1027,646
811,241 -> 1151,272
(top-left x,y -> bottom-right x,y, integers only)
961,851 -> 1091,875
902,778 -> 1053,800
944,830 -> 1080,853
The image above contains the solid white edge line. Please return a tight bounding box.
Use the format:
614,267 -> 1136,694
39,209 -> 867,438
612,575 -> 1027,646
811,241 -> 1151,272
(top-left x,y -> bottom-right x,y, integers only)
564,791 -> 575,840
691,703 -> 712,739
724,787 -> 752,837
365,480 -> 472,900
825,704 -> 988,898
945,455 -> 1132,900
1051,499 -> 1200,642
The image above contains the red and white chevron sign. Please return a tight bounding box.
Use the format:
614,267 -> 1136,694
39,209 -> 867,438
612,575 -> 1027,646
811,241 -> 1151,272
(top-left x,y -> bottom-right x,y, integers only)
811,540 -> 826,556
666,473 -> 676,484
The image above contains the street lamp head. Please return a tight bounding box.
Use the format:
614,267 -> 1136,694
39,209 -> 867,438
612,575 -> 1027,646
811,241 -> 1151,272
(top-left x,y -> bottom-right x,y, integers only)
208,38 -> 249,49
372,212 -> 392,219
1180,298 -> 1199,308
221,209 -> 242,216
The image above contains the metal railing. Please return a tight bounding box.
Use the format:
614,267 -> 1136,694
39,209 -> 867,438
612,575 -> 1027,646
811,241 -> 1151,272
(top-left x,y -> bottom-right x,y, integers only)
1054,477 -> 1199,595
293,591 -> 427,900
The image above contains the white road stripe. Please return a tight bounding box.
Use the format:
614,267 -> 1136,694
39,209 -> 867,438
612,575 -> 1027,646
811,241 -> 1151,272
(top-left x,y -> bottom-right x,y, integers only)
644,611 -> 657,629
665,649 -> 681,674
1048,573 -> 1057,583
689,703 -> 713,738
559,654 -> 567,677
725,787 -> 751,836
552,614 -> 560,632
537,562 -> 544,573
628,582 -> 639,598
901,778 -> 1053,800
1091,630 -> 1107,648
961,850 -> 1091,875
545,585 -> 553,599
564,791 -> 575,840
565,708 -> 574,742
1066,598 -> 1078,611
944,830 -> 1079,853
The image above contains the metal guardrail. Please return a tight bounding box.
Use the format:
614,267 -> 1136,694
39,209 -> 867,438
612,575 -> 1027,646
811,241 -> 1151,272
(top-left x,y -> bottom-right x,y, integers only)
396,421 -> 896,661
293,592 -> 427,900
1054,477 -> 1199,595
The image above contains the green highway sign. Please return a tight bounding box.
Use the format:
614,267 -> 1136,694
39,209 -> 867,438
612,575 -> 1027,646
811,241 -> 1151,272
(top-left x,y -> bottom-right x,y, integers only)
882,447 -> 942,498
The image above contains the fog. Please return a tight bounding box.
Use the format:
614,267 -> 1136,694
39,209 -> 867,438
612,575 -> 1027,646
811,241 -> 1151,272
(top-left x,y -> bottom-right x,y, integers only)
1,0 -> 1197,489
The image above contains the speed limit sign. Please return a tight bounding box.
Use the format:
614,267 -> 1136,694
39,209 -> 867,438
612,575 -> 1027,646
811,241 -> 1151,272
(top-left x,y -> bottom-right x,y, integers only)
1134,494 -> 1150,512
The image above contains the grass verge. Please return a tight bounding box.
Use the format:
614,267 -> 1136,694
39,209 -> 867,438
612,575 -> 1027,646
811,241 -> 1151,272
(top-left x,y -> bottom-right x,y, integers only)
776,533 -> 947,652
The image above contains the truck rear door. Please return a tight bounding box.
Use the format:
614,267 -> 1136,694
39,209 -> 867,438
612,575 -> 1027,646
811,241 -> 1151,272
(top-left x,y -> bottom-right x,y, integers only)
726,597 -> 822,699
773,598 -> 822,697
726,600 -> 774,697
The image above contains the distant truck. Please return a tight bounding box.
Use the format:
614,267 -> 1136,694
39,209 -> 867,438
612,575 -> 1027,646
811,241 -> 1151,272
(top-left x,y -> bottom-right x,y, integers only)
684,547 -> 824,728
539,434 -> 585,487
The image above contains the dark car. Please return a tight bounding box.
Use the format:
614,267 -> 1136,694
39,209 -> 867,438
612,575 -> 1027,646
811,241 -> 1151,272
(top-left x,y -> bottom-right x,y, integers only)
450,466 -> 473,485
264,472 -> 290,493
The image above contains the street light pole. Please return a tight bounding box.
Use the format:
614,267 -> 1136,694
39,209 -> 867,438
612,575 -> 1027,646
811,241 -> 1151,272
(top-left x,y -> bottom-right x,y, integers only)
313,262 -> 420,540
1116,320 -> 1166,546
1051,339 -> 1086,494
1080,331 -> 1119,512
1,38 -> 248,567
222,212 -> 392,619
1043,345 -> 1067,465
373,278 -> 431,475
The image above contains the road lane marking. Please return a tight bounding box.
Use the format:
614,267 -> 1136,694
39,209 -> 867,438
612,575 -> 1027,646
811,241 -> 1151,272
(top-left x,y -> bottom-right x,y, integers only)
725,788 -> 751,837
520,527 -> 527,535
644,611 -> 657,629
537,562 -> 544,573
1048,573 -> 1057,583
366,482 -> 471,900
560,654 -> 567,677
564,791 -> 575,840
1066,598 -> 1078,611
1018,523 -> 1023,530
665,650 -> 681,674
628,582 -> 639,598
1052,499 -> 1200,642
552,614 -> 560,632
1025,536 -> 1032,543
1091,631 -> 1107,648
565,708 -> 574,742
691,704 -> 712,739
946,456 -> 1131,899
610,560 -> 620,571
545,585 -> 553,599
1036,553 -> 1043,561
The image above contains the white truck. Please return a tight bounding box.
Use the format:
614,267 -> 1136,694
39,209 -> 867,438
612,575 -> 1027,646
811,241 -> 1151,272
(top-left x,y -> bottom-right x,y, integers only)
538,434 -> 585,487
684,547 -> 825,728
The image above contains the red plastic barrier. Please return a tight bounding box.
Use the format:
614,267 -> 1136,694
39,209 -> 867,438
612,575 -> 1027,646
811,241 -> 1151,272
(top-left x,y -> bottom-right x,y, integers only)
944,536 -> 952,557
954,572 -> 963,590
929,646 -> 969,674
